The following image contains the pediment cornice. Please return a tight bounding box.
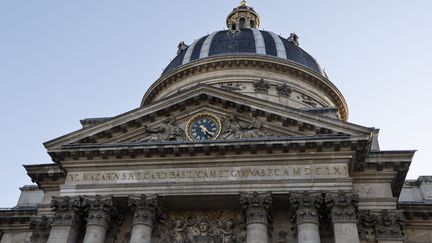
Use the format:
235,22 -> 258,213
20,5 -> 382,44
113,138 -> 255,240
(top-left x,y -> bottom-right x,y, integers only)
44,85 -> 373,152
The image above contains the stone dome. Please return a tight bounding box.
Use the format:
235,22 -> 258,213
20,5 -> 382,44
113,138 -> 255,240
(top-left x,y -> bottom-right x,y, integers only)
163,30 -> 323,76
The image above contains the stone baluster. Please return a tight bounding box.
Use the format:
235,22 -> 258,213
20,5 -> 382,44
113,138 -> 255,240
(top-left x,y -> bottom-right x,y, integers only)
47,196 -> 82,243
82,196 -> 114,243
128,195 -> 159,243
326,191 -> 360,243
240,192 -> 272,243
290,192 -> 323,243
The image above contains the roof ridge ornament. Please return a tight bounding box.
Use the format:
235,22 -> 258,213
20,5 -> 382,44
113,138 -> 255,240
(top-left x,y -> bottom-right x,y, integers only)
226,0 -> 260,31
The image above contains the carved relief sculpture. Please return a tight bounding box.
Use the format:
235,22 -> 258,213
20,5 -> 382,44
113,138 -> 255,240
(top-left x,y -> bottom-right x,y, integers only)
276,83 -> 292,97
156,210 -> 245,243
220,115 -> 267,139
139,117 -> 186,142
254,79 -> 270,93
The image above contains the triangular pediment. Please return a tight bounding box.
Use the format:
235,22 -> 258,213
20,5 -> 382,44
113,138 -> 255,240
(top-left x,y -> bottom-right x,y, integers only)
44,85 -> 374,151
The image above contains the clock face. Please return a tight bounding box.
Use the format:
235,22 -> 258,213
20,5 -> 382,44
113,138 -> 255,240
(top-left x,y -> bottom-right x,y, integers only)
186,113 -> 222,141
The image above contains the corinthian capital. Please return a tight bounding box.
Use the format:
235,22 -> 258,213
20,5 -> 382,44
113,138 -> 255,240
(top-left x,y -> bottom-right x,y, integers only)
325,191 -> 359,223
83,195 -> 115,229
290,191 -> 323,224
128,195 -> 159,227
51,196 -> 82,226
240,192 -> 272,224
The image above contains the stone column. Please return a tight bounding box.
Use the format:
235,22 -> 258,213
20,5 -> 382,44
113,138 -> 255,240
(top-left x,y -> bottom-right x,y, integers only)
47,196 -> 82,243
240,192 -> 272,243
128,195 -> 159,243
326,191 -> 360,243
82,196 -> 114,243
290,192 -> 323,243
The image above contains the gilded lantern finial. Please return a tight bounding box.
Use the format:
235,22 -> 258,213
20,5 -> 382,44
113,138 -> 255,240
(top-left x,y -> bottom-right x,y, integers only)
226,0 -> 260,31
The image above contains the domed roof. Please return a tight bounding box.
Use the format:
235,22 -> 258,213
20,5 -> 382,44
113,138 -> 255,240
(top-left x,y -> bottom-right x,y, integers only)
163,30 -> 322,76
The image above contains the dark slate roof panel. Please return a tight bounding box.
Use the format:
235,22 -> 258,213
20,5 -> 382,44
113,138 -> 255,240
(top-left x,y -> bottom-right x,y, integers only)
260,30 -> 277,57
209,30 -> 256,56
190,36 -> 208,61
163,47 -> 188,75
280,36 -> 321,73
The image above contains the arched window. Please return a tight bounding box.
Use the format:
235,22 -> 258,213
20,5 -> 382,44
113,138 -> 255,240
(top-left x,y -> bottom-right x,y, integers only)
232,24 -> 237,31
250,20 -> 255,28
239,18 -> 246,29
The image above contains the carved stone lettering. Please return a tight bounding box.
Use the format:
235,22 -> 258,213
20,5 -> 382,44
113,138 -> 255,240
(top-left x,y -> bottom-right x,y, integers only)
66,164 -> 349,185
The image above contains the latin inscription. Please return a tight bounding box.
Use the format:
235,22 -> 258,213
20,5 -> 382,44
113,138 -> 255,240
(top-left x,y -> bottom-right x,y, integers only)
66,164 -> 349,185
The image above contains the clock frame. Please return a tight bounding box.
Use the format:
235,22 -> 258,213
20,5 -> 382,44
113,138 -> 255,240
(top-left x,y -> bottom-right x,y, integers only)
185,113 -> 222,141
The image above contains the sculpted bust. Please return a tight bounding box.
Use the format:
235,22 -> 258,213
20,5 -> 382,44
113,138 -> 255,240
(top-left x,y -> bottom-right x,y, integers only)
193,217 -> 215,243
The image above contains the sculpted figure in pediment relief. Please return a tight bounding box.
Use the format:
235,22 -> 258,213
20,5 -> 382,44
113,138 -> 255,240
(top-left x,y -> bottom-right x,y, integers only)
139,117 -> 185,142
220,115 -> 267,139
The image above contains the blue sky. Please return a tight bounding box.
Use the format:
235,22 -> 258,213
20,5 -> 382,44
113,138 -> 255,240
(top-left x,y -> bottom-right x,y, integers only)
0,0 -> 431,207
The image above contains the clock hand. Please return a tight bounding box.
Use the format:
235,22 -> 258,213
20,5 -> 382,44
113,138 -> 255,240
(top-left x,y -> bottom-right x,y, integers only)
199,125 -> 215,137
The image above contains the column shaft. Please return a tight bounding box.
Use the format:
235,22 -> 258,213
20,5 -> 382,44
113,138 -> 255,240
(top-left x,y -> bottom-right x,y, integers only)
297,222 -> 320,243
47,226 -> 78,243
130,224 -> 153,243
83,225 -> 107,243
333,222 -> 360,243
246,223 -> 268,243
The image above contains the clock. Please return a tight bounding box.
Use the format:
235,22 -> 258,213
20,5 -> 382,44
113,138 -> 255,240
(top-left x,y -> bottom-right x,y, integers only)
186,113 -> 222,141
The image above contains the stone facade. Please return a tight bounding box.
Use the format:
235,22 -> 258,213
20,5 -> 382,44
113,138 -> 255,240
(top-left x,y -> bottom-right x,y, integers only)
0,1 -> 430,243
